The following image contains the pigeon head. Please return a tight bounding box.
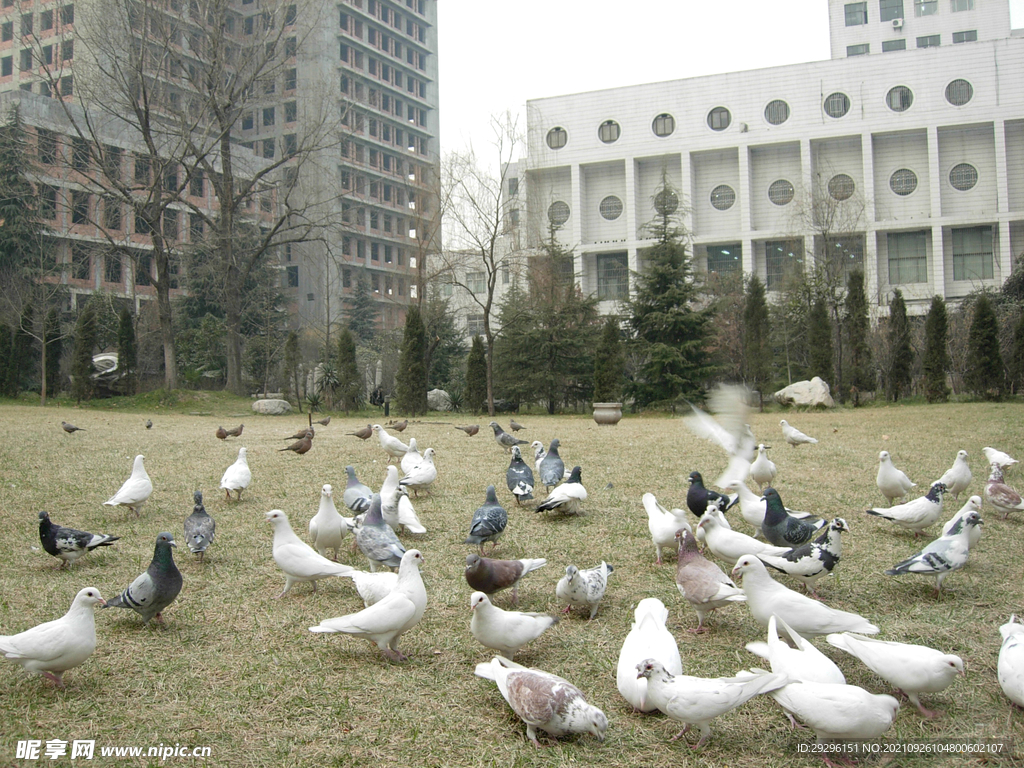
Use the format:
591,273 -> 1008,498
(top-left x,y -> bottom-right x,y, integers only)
928,482 -> 948,500
372,424 -> 383,433
675,529 -> 700,561
238,447 -> 248,459
688,471 -> 702,485
465,554 -> 481,570
322,484 -> 333,497
879,450 -> 891,463
761,487 -> 784,507
193,490 -> 203,505
731,554 -> 763,580
548,438 -> 560,453
564,564 -> 579,583
779,420 -> 788,427
74,587 -> 107,608
584,708 -> 608,742
931,654 -> 965,680
567,466 -> 582,484
156,532 -> 177,548
401,549 -> 425,569
962,511 -> 983,530
265,509 -> 288,526
511,445 -> 522,461
469,591 -> 489,610
831,518 -> 850,534
38,510 -> 50,524
635,658 -> 667,681
957,450 -> 968,460
484,485 -> 499,504
488,422 -> 501,433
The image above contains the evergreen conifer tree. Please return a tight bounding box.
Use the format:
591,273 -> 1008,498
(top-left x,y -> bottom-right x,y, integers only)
116,307 -> 137,396
465,335 -> 487,414
1011,311 -> 1024,396
593,316 -> 624,403
71,302 -> 98,403
923,296 -> 951,403
844,269 -> 873,405
885,289 -> 913,401
0,106 -> 44,275
966,293 -> 1004,399
395,305 -> 428,415
44,308 -> 62,398
282,330 -> 301,409
345,272 -> 379,344
742,275 -> 772,409
5,303 -> 35,397
0,325 -> 10,398
335,326 -> 362,412
807,297 -> 833,383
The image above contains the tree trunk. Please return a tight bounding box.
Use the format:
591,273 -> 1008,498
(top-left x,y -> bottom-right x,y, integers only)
484,332 -> 495,417
224,275 -> 245,395
39,336 -> 47,407
156,283 -> 178,391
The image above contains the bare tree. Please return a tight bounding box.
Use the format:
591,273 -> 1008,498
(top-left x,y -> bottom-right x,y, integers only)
438,114 -> 522,416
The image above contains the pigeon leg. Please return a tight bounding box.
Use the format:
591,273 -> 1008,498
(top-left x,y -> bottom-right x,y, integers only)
225,489 -> 231,500
907,692 -> 939,718
525,725 -> 546,748
561,604 -> 573,615
311,580 -> 318,593
41,671 -> 64,687
669,723 -> 691,742
510,585 -> 519,605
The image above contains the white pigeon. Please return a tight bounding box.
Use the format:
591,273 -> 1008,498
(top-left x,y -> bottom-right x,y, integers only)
0,587 -> 106,687
764,680 -> 900,743
265,509 -> 355,598
396,493 -> 426,535
308,484 -> 350,561
983,446 -> 1018,470
642,492 -> 692,564
474,656 -> 607,747
699,499 -> 733,535
865,481 -> 946,536
728,481 -> 768,534
219,446 -> 251,501
941,495 -> 983,548
309,549 -> 427,662
372,424 -> 409,462
749,444 -> 777,490
998,615 -> 1024,708
876,450 -> 916,504
339,569 -> 399,607
535,466 -> 587,515
731,555 -> 879,637
398,447 -> 437,496
104,454 -> 153,516
636,659 -> 787,749
779,419 -> 817,447
885,510 -> 982,593
937,450 -> 972,500
745,614 -> 846,686
379,466 -> 402,531
469,592 -> 559,658
616,598 -> 682,713
555,562 -> 613,619
530,440 -> 570,479
683,384 -> 756,489
696,513 -> 790,563
826,633 -> 964,717
400,437 -> 422,475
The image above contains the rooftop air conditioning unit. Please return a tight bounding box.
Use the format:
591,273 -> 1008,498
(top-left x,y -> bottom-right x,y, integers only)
892,17 -> 904,28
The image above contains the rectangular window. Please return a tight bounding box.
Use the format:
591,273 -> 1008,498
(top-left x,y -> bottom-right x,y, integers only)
1,22 -> 12,40
61,40 -> 73,61
846,43 -> 870,56
371,272 -> 379,292
765,240 -> 804,291
285,37 -> 296,57
951,0 -> 973,9
42,45 -> 53,66
285,4 -> 296,25
136,254 -> 152,286
285,68 -> 297,89
596,252 -> 628,300
952,29 -> 977,43
262,138 -> 274,158
242,112 -> 254,130
0,57 -> 11,77
887,230 -> 928,284
882,38 -> 907,50
19,49 -> 32,71
371,242 -> 379,260
342,268 -> 351,288
189,172 -> 203,197
190,213 -> 203,240
284,101 -> 297,122
845,2 -> 868,24
37,129 -> 57,163
40,10 -> 52,30
60,75 -> 72,96
71,244 -> 91,280
71,138 -> 89,170
286,265 -> 299,287
39,184 -> 57,218
60,5 -> 73,25
20,13 -> 32,36
707,244 -> 742,275
915,0 -> 937,15
104,254 -> 122,284
162,209 -> 178,239
466,314 -> 485,336
467,271 -> 486,294
263,106 -> 275,126
880,0 -> 904,20
952,226 -> 993,280
103,196 -> 121,229
916,34 -> 940,47
71,190 -> 90,224
384,245 -> 393,263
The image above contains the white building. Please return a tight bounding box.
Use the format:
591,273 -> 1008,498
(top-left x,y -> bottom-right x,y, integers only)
519,0 -> 1024,314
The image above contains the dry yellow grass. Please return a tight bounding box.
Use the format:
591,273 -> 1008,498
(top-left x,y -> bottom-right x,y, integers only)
0,399 -> 1023,767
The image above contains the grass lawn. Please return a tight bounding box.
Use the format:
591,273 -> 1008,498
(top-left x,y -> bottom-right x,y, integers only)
0,396 -> 1023,767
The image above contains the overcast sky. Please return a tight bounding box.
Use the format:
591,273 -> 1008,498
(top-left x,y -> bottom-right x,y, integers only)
437,0 -> 1024,160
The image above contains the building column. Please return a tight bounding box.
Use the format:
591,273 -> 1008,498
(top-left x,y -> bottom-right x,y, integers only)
625,158 -> 639,273
800,138 -> 814,277
739,145 -> 754,275
860,133 -> 879,304
927,126 -> 945,296
570,163 -> 583,280
994,120 -> 1013,280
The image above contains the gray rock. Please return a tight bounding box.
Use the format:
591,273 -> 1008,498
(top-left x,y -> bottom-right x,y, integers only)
427,389 -> 452,411
774,377 -> 835,408
252,399 -> 293,415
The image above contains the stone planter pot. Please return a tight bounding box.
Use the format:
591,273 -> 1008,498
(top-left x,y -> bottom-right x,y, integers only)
592,402 -> 623,425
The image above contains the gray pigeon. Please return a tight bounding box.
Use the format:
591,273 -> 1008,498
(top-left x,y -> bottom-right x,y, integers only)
465,486 -> 508,554
355,493 -> 406,571
104,533 -> 183,624
489,421 -> 528,453
145,419 -> 153,429
506,446 -> 534,504
465,554 -> 547,603
761,487 -> 826,547
183,490 -> 215,563
343,465 -> 373,513
38,511 -> 119,569
539,439 -> 565,490
885,510 -> 983,593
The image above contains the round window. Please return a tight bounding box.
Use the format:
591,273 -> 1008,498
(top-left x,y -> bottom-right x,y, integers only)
652,113 -> 675,137
654,189 -> 679,215
707,106 -> 731,131
949,163 -> 978,191
827,174 -> 856,201
945,79 -> 973,107
546,127 -> 567,150
768,179 -> 795,206
547,200 -> 570,226
599,195 -> 623,220
765,99 -> 790,125
710,184 -> 736,211
889,168 -> 918,196
598,120 -> 620,144
823,92 -> 850,118
886,86 -> 914,112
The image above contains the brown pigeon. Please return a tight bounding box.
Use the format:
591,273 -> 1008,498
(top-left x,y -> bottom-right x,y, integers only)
225,424 -> 244,438
675,529 -> 746,633
61,422 -> 85,434
216,426 -> 228,440
985,463 -> 1024,519
465,554 -> 547,604
280,435 -> 313,455
315,416 -> 331,426
348,424 -> 373,440
455,425 -> 479,437
284,427 -> 314,441
392,419 -> 408,432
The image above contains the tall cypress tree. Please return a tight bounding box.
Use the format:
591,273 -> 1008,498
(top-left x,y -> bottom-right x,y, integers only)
844,269 -> 873,405
395,305 -> 428,415
807,297 -> 833,383
116,307 -> 137,396
465,335 -> 487,415
626,187 -> 713,407
966,293 -> 1003,400
345,272 -> 379,344
885,289 -> 913,401
335,325 -> 362,412
6,303 -> 35,397
71,302 -> 98,403
1011,311 -> 1024,396
0,106 -> 45,275
742,275 -> 772,409
593,316 -> 624,403
923,295 -> 951,403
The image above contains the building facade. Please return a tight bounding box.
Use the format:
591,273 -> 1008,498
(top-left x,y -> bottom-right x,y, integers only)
521,0 -> 1024,315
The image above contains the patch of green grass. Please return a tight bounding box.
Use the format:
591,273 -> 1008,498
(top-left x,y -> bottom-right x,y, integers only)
0,403 -> 1022,767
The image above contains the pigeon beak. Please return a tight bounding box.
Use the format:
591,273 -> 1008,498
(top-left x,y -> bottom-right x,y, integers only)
96,598 -> 107,607
169,540 -> 177,548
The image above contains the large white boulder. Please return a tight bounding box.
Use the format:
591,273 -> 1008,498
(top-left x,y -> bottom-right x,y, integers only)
774,377 -> 835,408
252,398 -> 292,415
427,389 -> 452,411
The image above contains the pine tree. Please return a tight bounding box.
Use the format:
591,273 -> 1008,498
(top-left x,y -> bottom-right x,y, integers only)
923,295 -> 950,403
807,297 -> 833,384
71,302 -> 98,403
465,335 -> 488,414
491,282 -> 536,409
0,106 -> 45,275
742,275 -> 772,409
1012,311 -> 1024,396
44,308 -> 62,397
844,269 -> 873,405
335,325 -> 362,412
395,305 -> 428,415
626,187 -> 713,407
345,272 -> 379,344
282,330 -> 302,410
885,289 -> 913,401
966,293 -> 1004,400
5,303 -> 36,397
0,325 -> 10,398
116,307 -> 137,396
593,316 -> 624,403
